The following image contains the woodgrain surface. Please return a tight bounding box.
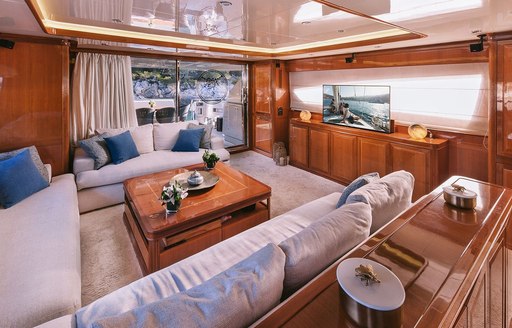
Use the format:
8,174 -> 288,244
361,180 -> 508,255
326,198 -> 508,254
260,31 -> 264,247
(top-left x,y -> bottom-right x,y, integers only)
0,39 -> 70,174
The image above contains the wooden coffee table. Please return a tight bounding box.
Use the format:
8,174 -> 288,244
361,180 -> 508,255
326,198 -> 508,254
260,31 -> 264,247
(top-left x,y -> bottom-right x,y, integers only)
123,162 -> 271,275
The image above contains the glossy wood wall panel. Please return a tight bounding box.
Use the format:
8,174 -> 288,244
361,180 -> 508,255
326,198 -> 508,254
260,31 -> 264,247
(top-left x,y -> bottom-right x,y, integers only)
390,144 -> 430,201
330,132 -> 358,182
308,128 -> 329,175
0,39 -> 69,174
496,43 -> 512,158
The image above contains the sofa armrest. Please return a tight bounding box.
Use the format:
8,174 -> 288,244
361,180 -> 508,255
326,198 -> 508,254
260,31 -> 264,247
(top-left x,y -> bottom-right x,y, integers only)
73,147 -> 95,175
210,136 -> 225,150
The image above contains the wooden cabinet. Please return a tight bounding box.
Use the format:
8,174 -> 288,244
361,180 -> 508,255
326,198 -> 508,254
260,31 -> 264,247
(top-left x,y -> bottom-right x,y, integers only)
309,128 -> 329,175
250,61 -> 289,157
330,133 -> 358,182
359,138 -> 389,177
289,119 -> 449,201
390,144 -> 431,201
289,124 -> 308,168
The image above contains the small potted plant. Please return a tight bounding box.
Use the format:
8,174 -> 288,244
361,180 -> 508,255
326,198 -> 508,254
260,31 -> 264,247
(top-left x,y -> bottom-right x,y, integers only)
161,181 -> 188,213
148,99 -> 155,109
202,150 -> 220,170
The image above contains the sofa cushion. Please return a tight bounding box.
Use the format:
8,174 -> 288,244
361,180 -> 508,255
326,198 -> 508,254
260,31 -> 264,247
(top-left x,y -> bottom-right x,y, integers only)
104,131 -> 140,164
96,124 -> 154,154
172,128 -> 204,152
188,122 -> 213,149
0,149 -> 50,208
75,149 -> 229,190
0,174 -> 81,327
346,170 -> 414,234
83,244 -> 286,328
78,134 -> 111,170
336,172 -> 379,208
279,202 -> 372,297
0,145 -> 49,182
153,121 -> 198,151
69,192 -> 340,322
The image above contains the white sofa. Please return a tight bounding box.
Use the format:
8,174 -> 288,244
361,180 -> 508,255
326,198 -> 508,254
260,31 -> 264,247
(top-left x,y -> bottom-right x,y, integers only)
0,174 -> 81,328
73,121 -> 230,213
38,170 -> 414,328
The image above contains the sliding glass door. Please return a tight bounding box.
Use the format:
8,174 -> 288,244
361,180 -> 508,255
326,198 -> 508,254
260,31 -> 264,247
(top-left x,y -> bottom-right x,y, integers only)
131,57 -> 247,148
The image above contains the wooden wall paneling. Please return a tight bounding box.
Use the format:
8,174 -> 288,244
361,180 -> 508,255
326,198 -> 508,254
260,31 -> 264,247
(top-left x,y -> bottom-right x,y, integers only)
390,144 -> 430,201
496,163 -> 512,188
358,138 -> 389,177
254,114 -> 273,154
287,42 -> 489,72
289,124 -> 308,169
0,39 -> 70,174
496,42 -> 512,157
330,132 -> 358,183
308,128 -> 329,175
273,61 -> 290,148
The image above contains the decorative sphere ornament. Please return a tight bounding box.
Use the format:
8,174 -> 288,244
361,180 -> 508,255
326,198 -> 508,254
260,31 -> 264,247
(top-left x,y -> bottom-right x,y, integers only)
300,110 -> 311,121
408,124 -> 428,140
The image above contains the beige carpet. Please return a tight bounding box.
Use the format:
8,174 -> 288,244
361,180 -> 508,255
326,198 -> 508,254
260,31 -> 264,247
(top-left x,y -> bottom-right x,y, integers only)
80,150 -> 344,305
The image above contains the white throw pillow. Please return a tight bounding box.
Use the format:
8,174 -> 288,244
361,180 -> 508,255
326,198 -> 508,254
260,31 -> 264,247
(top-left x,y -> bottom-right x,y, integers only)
346,170 -> 414,234
153,121 -> 197,151
96,125 -> 154,154
279,202 -> 372,297
85,243 -> 285,328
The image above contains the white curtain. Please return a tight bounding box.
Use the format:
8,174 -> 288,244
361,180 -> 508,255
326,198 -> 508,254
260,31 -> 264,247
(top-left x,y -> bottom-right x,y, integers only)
71,53 -> 137,143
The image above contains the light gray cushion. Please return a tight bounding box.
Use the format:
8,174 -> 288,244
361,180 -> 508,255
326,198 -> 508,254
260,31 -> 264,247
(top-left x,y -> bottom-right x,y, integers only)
0,174 -> 81,327
346,170 -> 414,234
188,122 -> 213,149
336,172 -> 379,208
0,145 -> 49,182
70,192 -> 340,325
153,121 -> 198,151
96,124 -> 154,154
82,243 -> 286,328
78,134 -> 111,170
279,202 -> 372,297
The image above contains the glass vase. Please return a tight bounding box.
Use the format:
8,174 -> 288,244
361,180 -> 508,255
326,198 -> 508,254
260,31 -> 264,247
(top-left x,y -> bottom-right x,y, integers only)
166,201 -> 181,214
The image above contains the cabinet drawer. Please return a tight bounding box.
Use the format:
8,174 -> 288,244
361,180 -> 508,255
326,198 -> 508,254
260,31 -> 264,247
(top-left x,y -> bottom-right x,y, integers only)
160,220 -> 222,267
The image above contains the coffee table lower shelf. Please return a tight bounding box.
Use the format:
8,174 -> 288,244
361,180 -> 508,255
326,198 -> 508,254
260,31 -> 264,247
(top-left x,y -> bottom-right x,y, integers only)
123,202 -> 269,275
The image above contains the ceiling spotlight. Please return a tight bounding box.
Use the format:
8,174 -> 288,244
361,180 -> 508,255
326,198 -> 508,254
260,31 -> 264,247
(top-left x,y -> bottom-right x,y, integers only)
470,34 -> 485,52
337,29 -> 344,33
345,53 -> 356,64
301,21 -> 311,25
219,1 -> 232,6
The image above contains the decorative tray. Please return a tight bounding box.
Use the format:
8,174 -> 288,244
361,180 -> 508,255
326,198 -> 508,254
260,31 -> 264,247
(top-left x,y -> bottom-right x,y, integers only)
170,171 -> 219,190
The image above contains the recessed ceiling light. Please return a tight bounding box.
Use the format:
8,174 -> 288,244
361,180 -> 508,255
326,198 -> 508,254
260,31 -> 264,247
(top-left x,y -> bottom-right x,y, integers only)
219,1 -> 232,6
337,29 -> 344,33
301,21 -> 311,25
471,29 -> 482,35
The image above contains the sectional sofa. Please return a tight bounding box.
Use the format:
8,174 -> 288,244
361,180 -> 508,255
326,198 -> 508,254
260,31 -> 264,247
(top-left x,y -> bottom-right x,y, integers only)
33,170 -> 414,328
73,121 -> 230,213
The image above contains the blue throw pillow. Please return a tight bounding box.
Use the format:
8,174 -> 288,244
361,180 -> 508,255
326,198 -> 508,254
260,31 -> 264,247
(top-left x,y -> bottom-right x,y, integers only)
336,172 -> 380,208
104,130 -> 140,164
172,128 -> 204,152
0,149 -> 50,208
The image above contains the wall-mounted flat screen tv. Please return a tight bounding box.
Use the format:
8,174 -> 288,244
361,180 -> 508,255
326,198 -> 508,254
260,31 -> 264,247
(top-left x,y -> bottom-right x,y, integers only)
323,85 -> 391,133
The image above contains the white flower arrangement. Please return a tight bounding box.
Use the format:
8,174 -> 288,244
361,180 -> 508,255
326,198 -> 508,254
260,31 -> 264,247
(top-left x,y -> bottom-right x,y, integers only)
161,181 -> 188,205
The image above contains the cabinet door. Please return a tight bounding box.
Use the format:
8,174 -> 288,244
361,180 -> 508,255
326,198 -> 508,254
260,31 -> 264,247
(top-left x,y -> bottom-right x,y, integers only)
289,124 -> 308,168
359,138 -> 388,177
254,114 -> 272,154
390,144 -> 430,201
309,128 -> 329,175
330,132 -> 358,183
252,62 -> 272,114
496,163 -> 512,188
497,43 -> 512,157
489,240 -> 505,328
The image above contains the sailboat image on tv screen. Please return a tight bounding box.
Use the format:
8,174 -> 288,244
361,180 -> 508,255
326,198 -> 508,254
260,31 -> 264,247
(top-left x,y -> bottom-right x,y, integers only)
322,85 -> 391,133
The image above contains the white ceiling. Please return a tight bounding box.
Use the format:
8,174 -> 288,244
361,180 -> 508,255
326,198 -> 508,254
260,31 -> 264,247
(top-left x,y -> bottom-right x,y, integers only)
0,0 -> 511,60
